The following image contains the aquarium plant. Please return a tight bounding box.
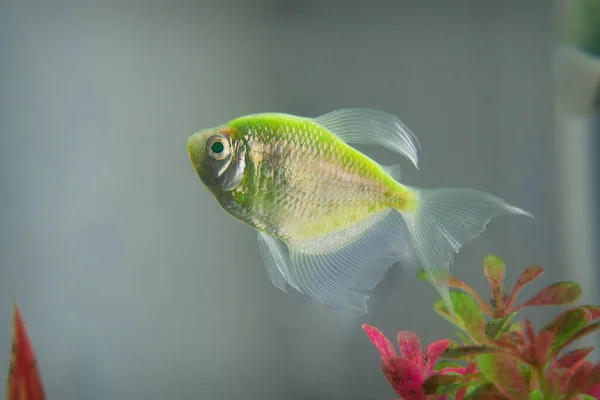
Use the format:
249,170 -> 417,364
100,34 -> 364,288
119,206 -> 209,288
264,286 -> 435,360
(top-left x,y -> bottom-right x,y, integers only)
364,255 -> 600,399
6,303 -> 45,400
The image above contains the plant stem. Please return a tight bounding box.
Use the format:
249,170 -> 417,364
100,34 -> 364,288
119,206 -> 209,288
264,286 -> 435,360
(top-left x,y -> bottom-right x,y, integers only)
534,364 -> 552,399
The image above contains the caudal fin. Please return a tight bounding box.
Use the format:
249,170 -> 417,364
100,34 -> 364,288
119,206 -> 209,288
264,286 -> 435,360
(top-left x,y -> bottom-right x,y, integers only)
400,187 -> 533,315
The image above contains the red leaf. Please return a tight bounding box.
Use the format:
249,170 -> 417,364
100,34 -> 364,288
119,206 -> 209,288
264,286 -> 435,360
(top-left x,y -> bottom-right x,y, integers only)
7,304 -> 45,400
505,266 -> 544,310
363,325 -> 396,359
397,331 -> 422,365
552,347 -> 594,370
455,363 -> 478,400
382,356 -> 425,399
437,367 -> 467,375
582,305 -> 600,320
587,384 -> 600,398
563,360 -> 592,395
535,329 -> 555,362
426,339 -> 451,373
525,319 -> 536,347
547,347 -> 594,391
514,282 -> 582,310
578,362 -> 600,394
497,332 -> 527,357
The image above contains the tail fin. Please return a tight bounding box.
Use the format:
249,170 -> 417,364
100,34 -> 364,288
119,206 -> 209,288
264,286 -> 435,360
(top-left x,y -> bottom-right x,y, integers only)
400,187 -> 533,316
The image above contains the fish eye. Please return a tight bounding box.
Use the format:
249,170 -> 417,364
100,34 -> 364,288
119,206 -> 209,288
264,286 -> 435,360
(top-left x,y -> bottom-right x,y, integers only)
206,135 -> 230,160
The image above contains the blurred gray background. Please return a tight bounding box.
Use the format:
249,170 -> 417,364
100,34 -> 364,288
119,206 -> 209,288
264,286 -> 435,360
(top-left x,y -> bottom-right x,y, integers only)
0,0 -> 597,399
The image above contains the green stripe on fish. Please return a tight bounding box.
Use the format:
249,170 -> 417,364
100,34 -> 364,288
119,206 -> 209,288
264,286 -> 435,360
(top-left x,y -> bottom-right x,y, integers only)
187,108 -> 533,314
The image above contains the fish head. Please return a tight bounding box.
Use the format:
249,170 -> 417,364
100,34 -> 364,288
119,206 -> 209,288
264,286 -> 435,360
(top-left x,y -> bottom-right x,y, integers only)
187,126 -> 246,192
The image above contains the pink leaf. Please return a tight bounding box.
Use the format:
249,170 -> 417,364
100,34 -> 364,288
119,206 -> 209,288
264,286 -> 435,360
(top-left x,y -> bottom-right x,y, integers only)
397,331 -> 422,364
382,356 -> 425,399
363,324 -> 396,358
426,339 -> 452,373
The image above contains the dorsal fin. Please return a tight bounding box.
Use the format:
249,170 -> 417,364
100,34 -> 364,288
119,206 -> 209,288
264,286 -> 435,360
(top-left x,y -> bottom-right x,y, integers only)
313,108 -> 421,169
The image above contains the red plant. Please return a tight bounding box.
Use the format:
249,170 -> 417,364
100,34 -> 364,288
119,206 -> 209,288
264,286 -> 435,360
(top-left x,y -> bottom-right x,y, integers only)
362,324 -> 478,400
6,303 -> 45,400
365,255 -> 600,399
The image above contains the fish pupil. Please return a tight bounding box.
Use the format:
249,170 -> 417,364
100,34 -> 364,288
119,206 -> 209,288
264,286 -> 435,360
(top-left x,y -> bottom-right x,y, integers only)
211,141 -> 224,153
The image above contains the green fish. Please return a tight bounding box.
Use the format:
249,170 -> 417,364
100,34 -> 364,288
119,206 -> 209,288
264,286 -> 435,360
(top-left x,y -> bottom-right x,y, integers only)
187,109 -> 532,314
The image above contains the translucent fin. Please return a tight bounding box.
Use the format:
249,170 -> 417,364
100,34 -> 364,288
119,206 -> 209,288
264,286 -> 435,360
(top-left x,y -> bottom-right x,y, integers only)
313,108 -> 421,169
284,209 -> 413,313
257,231 -> 300,292
399,187 -> 533,316
382,164 -> 402,182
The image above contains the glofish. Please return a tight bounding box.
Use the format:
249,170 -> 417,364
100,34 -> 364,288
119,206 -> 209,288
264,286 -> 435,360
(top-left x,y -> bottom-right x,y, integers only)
187,109 -> 532,313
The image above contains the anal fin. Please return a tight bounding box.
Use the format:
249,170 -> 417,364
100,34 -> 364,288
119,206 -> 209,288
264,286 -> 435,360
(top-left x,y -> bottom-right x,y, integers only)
257,230 -> 300,292
283,209 -> 412,313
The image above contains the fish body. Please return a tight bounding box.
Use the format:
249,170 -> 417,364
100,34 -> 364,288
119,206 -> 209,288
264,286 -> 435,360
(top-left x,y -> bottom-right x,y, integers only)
195,113 -> 414,244
187,109 -> 532,313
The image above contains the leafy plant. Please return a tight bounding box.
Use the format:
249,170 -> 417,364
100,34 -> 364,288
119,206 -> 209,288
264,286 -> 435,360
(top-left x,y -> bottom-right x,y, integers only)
364,255 -> 600,399
6,303 -> 45,400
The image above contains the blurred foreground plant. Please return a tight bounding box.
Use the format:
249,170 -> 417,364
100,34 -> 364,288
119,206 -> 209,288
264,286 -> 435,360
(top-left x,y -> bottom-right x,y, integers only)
364,255 -> 600,399
6,303 -> 45,400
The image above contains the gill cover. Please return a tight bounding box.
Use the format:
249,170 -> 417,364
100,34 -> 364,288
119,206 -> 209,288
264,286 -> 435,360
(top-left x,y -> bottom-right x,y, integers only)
188,130 -> 247,192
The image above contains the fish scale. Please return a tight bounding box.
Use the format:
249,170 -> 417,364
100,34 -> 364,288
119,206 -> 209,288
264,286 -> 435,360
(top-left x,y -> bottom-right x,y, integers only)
231,116 -> 403,241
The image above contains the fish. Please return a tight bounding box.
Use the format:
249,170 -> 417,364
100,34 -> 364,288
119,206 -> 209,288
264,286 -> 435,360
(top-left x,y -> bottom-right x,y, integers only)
187,108 -> 532,314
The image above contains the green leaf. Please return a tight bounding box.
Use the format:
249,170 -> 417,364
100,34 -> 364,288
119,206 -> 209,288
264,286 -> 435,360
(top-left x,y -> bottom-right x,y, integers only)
546,308 -> 592,353
450,290 -> 488,343
476,353 -> 529,400
485,313 -> 517,339
484,255 -> 505,286
519,363 -> 533,388
515,282 -> 582,310
455,331 -> 473,345
467,382 -> 511,399
556,320 -> 600,352
422,373 -> 482,395
442,345 -> 497,359
529,389 -> 543,400
508,321 -> 524,332
419,269 -> 493,315
434,360 -> 464,371
485,255 -> 507,311
434,299 -> 463,329
421,374 -> 463,395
